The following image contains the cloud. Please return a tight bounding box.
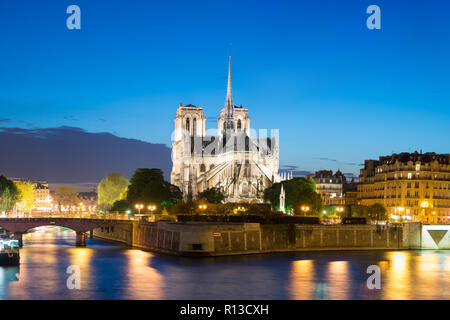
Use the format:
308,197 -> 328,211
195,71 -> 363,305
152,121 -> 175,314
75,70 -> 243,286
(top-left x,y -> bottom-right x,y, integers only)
344,162 -> 364,166
17,120 -> 34,127
64,115 -> 79,121
316,157 -> 338,162
0,126 -> 171,187
97,118 -> 106,122
280,164 -> 299,170
0,118 -> 11,123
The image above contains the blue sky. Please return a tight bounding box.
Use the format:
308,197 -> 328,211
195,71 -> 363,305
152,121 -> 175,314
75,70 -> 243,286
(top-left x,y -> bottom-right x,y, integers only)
0,0 -> 449,176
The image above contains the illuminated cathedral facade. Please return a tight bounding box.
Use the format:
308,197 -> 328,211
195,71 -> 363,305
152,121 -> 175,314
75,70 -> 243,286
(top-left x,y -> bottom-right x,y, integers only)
170,57 -> 282,203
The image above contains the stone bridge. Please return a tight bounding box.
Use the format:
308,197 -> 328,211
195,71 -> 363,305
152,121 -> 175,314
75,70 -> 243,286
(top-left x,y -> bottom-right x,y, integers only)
0,217 -> 130,247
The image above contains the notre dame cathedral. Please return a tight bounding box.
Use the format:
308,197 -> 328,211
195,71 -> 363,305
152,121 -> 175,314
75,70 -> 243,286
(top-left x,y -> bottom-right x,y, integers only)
170,57 -> 281,203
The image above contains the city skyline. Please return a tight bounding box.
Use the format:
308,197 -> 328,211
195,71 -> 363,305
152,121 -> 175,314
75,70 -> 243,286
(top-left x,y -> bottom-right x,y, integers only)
0,1 -> 450,305
1,0 -> 449,182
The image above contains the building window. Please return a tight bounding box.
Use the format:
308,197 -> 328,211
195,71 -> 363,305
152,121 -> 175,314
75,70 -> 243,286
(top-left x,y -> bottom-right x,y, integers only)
200,164 -> 206,172
237,119 -> 242,130
193,118 -> 197,136
186,118 -> 190,133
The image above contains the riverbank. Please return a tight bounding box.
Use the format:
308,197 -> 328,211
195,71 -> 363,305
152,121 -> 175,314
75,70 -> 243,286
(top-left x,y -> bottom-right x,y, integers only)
92,221 -> 430,256
8,230 -> 450,299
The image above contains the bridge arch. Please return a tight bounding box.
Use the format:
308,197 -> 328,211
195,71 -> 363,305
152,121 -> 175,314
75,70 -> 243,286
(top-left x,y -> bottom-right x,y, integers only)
0,218 -> 120,247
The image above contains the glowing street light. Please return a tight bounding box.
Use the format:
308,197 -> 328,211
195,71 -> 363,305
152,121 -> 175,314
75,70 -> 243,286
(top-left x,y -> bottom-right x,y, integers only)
336,207 -> 344,214
198,204 -> 207,211
135,204 -> 144,214
301,205 -> 310,216
148,205 -> 156,213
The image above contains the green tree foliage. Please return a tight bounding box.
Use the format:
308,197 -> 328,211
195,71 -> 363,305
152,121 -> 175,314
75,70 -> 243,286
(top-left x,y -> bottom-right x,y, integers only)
350,205 -> 369,218
324,205 -> 352,218
171,201 -> 273,216
171,200 -> 198,215
110,199 -> 131,212
198,187 -> 225,204
368,203 -> 388,221
126,168 -> 182,209
53,186 -> 79,212
14,181 -> 36,213
0,176 -> 19,212
97,173 -> 130,210
263,177 -> 322,215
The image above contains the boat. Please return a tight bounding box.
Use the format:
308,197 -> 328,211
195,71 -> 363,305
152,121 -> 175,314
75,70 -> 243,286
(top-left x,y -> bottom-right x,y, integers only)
0,239 -> 20,266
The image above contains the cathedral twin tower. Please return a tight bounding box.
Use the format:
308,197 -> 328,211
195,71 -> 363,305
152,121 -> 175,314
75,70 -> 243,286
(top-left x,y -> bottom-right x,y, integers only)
171,57 -> 281,203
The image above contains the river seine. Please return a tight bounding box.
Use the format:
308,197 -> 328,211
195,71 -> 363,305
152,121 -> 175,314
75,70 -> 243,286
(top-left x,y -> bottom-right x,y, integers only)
0,227 -> 449,299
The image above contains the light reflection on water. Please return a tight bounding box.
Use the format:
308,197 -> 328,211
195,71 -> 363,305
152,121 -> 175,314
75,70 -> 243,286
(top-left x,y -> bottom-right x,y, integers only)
0,228 -> 449,299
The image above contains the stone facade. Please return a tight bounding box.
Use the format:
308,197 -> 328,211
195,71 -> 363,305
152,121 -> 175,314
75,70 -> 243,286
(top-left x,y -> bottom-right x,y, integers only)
357,152 -> 450,223
171,57 -> 280,203
307,170 -> 346,205
93,221 -> 422,256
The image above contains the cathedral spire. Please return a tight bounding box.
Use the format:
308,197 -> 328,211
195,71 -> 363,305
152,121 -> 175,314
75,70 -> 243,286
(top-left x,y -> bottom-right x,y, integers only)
224,55 -> 235,132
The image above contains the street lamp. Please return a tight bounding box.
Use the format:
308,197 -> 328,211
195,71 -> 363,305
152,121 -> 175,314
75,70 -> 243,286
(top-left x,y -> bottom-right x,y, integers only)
135,204 -> 144,214
148,205 -> 156,213
301,205 -> 310,216
198,204 -> 207,211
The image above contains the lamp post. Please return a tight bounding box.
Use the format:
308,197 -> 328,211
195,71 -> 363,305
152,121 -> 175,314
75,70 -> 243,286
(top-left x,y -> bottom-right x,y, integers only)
198,204 -> 207,212
421,201 -> 429,223
135,204 -> 144,215
301,205 -> 310,217
336,206 -> 344,222
78,202 -> 85,218
148,205 -> 156,213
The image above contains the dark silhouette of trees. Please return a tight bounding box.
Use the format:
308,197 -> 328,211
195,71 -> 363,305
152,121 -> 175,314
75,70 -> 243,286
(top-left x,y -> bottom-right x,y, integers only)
198,187 -> 225,204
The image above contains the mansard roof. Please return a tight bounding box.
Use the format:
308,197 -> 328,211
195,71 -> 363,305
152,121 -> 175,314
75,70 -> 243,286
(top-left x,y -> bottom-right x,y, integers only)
377,152 -> 450,166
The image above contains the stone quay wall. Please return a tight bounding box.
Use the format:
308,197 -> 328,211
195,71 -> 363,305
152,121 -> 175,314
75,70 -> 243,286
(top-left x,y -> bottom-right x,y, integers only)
92,222 -> 133,246
93,221 -> 422,256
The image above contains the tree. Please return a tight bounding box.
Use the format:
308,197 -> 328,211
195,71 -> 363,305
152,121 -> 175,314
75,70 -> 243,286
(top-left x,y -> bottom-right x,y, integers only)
0,176 -> 19,212
198,187 -> 225,204
126,168 -> 182,210
110,199 -> 131,213
350,205 -> 369,218
97,173 -> 130,210
263,177 -> 322,215
53,186 -> 79,212
14,181 -> 36,213
368,203 -> 388,222
292,188 -> 323,216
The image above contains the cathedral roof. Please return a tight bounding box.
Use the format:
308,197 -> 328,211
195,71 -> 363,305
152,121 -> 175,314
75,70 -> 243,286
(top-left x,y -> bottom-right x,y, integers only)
188,132 -> 275,156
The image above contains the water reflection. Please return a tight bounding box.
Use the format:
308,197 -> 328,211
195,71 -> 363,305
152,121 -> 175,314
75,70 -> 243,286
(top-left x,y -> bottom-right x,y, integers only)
289,260 -> 315,299
384,252 -> 411,299
124,250 -> 164,299
0,228 -> 449,299
327,261 -> 349,300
